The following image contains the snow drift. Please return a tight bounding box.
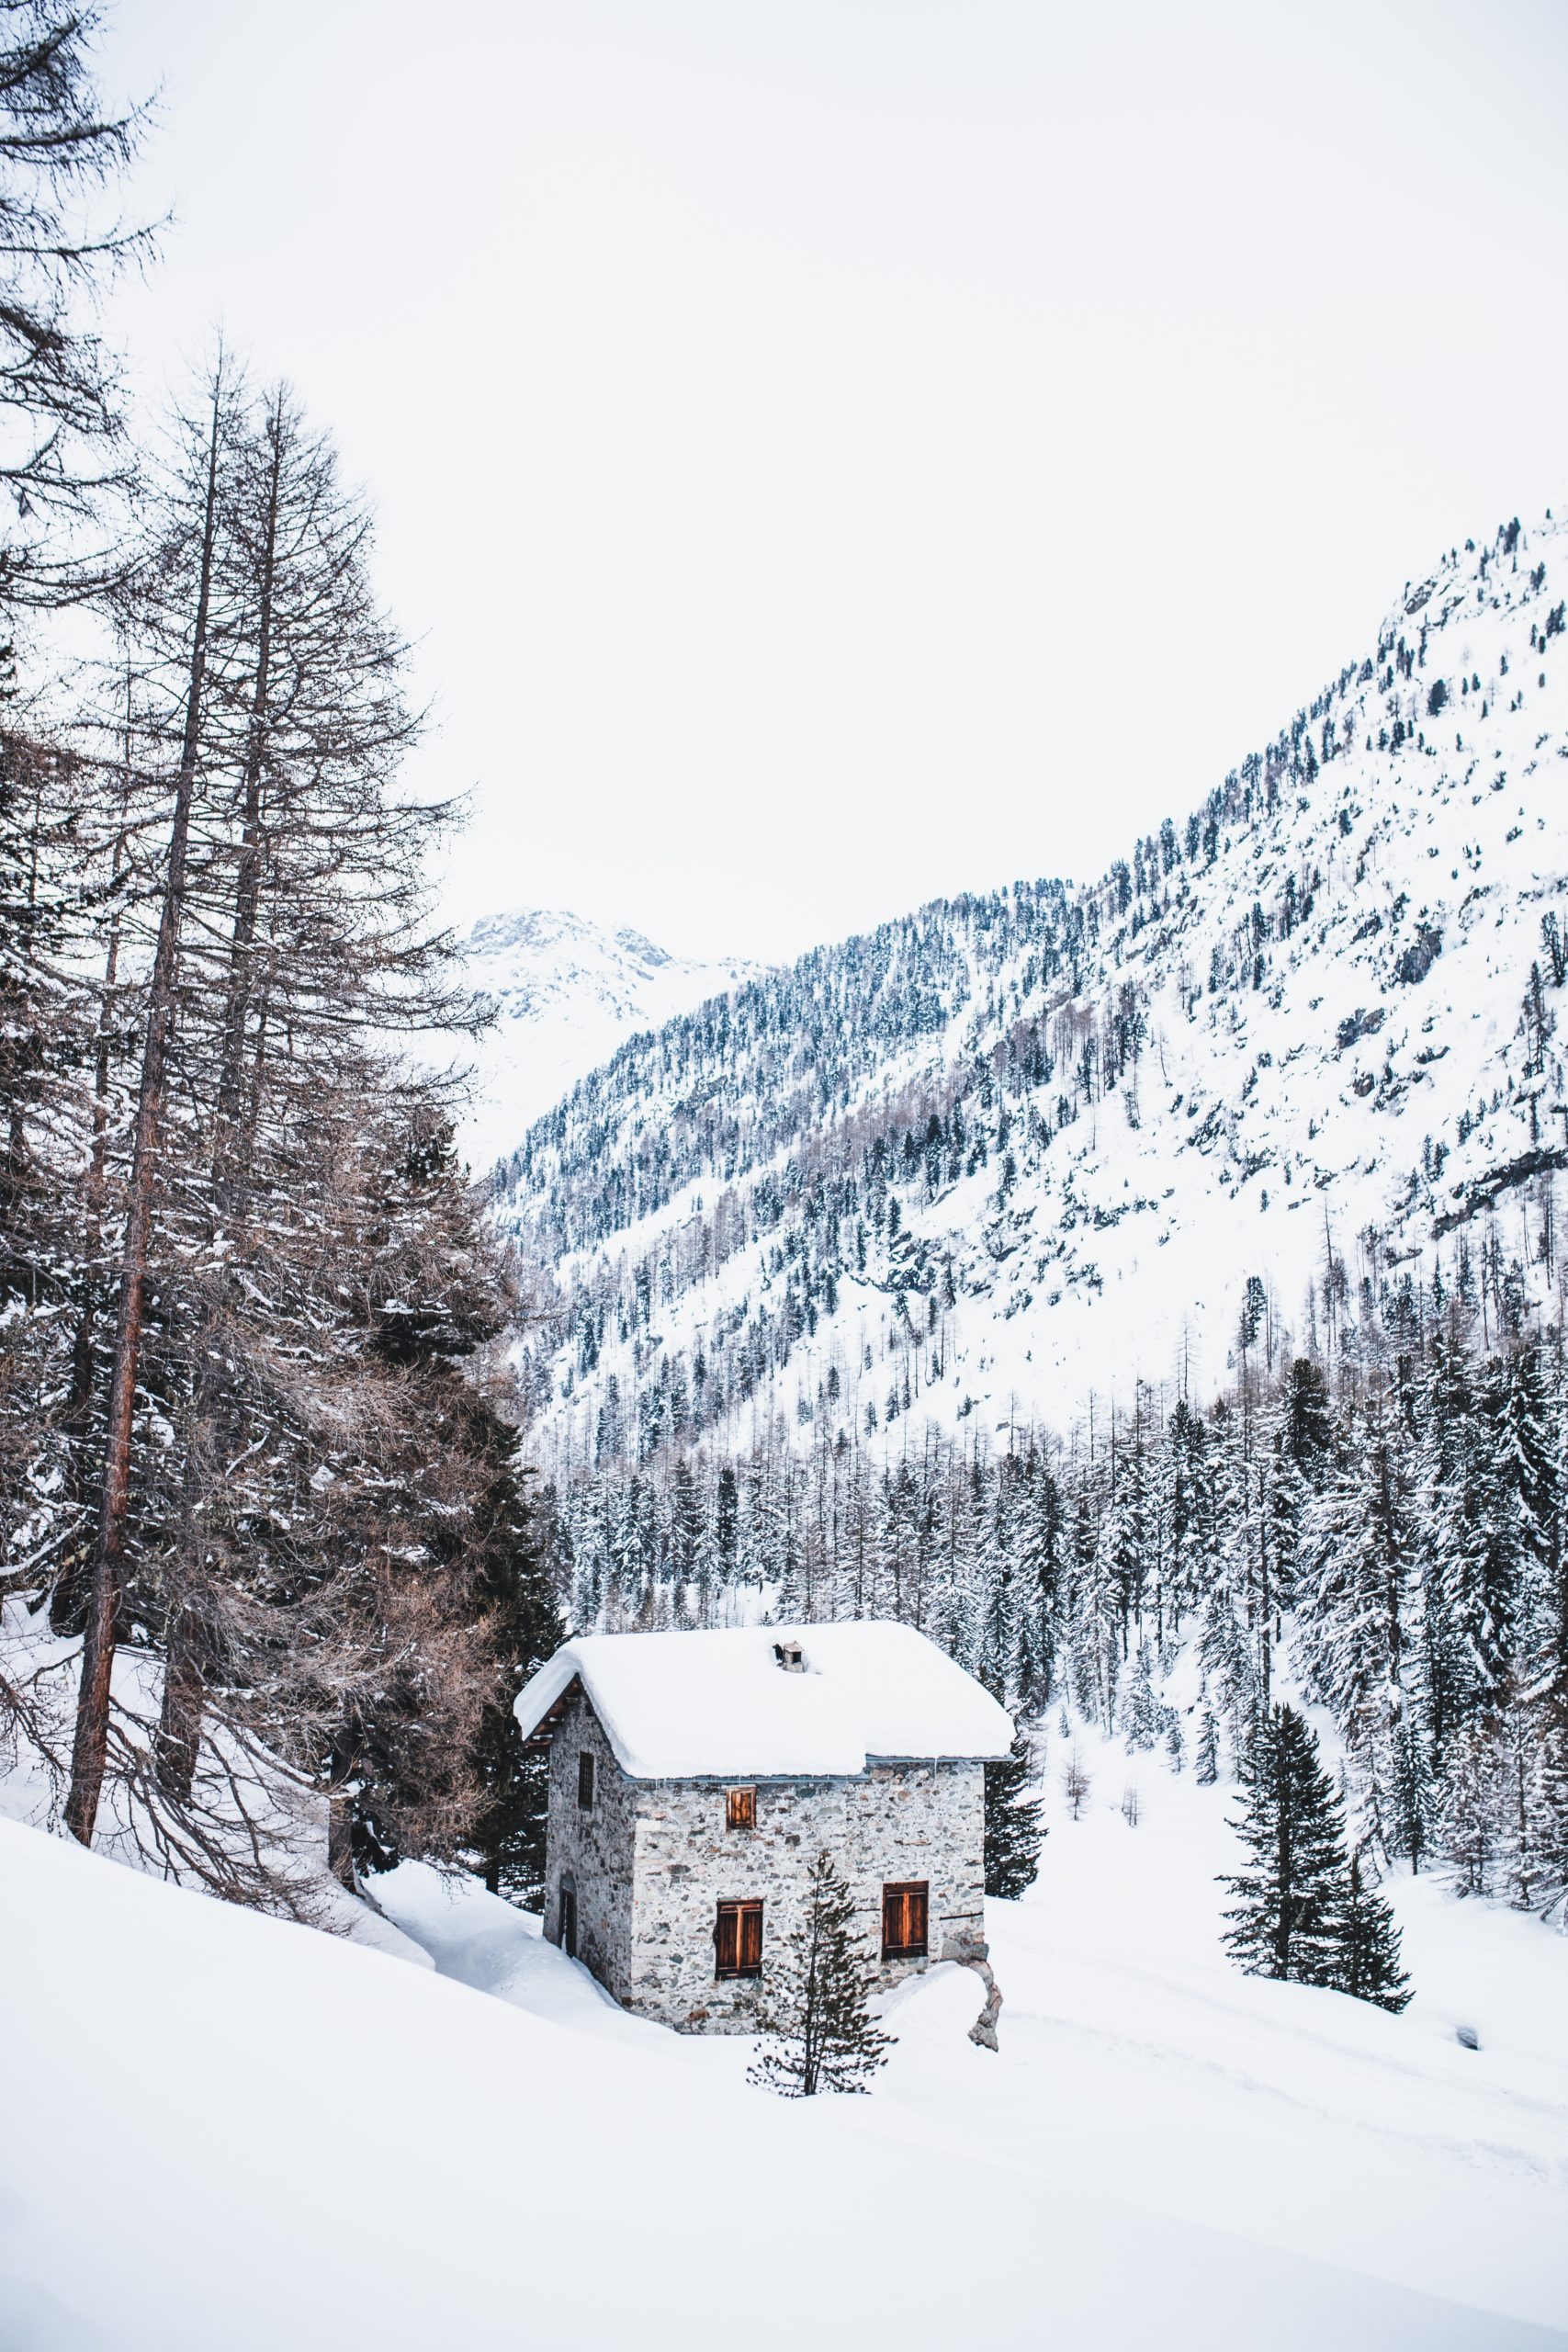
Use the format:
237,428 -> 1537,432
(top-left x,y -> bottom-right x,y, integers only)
6,1719 -> 1566,2351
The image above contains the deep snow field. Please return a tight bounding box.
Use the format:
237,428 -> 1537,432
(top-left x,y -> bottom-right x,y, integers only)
4,1714 -> 1564,2352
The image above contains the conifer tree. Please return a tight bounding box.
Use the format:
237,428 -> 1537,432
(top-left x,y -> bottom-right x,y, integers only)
748,1849 -> 895,2097
1072,1495 -> 1121,1726
1283,1357 -> 1334,1483
1335,1853 -> 1412,2011
1119,1639 -> 1159,1750
1014,1453 -> 1065,1711
1195,1570 -> 1254,1753
1164,1396 -> 1217,1628
1221,1702 -> 1348,1986
464,1415 -> 565,1903
0,0 -> 153,609
1389,1716 -> 1435,1873
1440,1720 -> 1502,1896
985,1730 -> 1043,1897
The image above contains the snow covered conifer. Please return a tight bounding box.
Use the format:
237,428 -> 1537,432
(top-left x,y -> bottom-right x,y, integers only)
1195,1705 -> 1220,1785
467,1430 -> 566,1904
1120,1641 -> 1159,1750
985,1730 -> 1044,1897
1389,1716 -> 1435,1874
1334,1853 -> 1412,2011
1221,1703 -> 1348,1986
1013,1453 -> 1065,1713
1441,1720 -> 1503,1895
1283,1358 -> 1334,1485
748,1849 -> 894,2097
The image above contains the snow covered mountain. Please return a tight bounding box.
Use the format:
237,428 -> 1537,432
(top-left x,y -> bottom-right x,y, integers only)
457,908 -> 759,1170
495,511 -> 1568,1476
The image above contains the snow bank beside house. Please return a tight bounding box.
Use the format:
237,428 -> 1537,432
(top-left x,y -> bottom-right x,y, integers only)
6,1809 -> 1560,2352
513,1618 -> 1015,1778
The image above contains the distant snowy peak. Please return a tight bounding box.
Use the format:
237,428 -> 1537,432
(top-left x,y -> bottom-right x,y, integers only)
458,908 -> 760,1170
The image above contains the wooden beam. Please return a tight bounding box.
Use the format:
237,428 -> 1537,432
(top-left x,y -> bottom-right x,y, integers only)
522,1675 -> 583,1752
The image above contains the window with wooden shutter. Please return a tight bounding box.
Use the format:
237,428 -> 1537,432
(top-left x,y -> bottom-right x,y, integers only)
881,1881 -> 929,1960
578,1751 -> 594,1811
725,1786 -> 756,1831
715,1899 -> 764,1979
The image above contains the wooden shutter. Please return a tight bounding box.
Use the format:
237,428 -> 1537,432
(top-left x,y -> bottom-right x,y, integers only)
882,1881 -> 929,1959
726,1786 -> 756,1831
716,1899 -> 763,1978
578,1751 -> 594,1810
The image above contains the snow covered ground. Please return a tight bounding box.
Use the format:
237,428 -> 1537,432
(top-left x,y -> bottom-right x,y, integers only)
5,1713 -> 1563,2349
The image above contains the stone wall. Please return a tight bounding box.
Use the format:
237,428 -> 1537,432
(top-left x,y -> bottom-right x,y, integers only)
542,1689 -> 637,2002
543,1685 -> 989,2034
625,1758 -> 986,2034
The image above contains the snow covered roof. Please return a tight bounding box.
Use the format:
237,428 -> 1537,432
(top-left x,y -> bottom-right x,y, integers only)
513,1621 -> 1014,1781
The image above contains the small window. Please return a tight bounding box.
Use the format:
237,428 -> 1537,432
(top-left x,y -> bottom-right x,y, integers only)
715,1899 -> 763,1979
726,1786 -> 756,1832
882,1881 -> 929,1961
578,1751 -> 595,1811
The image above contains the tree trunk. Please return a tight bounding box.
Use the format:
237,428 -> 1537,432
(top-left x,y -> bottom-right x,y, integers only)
327,1794 -> 359,1893
65,371 -> 226,1848
152,1610 -> 205,1804
52,754 -> 131,1636
152,406 -> 281,1801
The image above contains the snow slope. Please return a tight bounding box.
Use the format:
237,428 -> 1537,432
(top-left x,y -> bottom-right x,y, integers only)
496,514 -> 1568,1474
6,1731 -> 1564,2350
0,1600 -> 434,1971
456,907 -> 759,1170
387,1722 -> 1568,2342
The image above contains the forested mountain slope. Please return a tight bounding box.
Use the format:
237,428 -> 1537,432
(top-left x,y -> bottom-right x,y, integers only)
497,513 -> 1568,1479
458,909 -> 760,1169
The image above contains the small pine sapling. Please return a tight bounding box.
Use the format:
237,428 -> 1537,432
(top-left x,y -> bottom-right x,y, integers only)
1195,1707 -> 1220,1786
748,1849 -> 895,2098
985,1731 -> 1044,1897
1062,1747 -> 1092,1820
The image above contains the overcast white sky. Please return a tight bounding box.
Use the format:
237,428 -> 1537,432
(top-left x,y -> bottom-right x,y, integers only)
100,0 -> 1568,963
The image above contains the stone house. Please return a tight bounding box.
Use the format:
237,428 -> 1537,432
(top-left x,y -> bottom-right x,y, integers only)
513,1620 -> 1014,2033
